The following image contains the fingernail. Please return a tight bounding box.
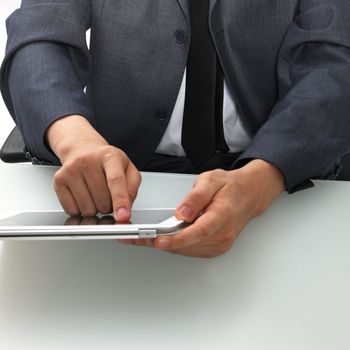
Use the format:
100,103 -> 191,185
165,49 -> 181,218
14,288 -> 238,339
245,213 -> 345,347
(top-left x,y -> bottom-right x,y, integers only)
179,205 -> 193,219
157,239 -> 171,250
115,207 -> 129,221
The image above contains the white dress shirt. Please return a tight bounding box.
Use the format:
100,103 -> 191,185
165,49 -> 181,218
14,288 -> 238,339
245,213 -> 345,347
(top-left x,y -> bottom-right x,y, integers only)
156,69 -> 252,156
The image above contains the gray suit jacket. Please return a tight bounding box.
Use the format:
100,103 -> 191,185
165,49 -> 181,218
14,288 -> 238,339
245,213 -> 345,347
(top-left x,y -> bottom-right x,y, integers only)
1,0 -> 350,191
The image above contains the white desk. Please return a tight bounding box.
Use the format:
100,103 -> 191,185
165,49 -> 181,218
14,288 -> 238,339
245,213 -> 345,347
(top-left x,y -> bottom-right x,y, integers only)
0,164 -> 350,350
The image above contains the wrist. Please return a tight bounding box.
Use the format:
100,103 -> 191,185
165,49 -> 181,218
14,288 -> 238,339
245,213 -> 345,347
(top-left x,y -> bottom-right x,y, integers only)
46,115 -> 107,162
234,159 -> 285,217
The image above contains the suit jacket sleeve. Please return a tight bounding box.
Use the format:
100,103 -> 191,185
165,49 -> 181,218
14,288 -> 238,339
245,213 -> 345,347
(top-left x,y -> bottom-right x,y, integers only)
234,0 -> 350,192
0,0 -> 93,164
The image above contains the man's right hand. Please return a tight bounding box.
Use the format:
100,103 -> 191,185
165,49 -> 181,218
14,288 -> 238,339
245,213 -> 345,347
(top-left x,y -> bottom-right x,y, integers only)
46,115 -> 141,221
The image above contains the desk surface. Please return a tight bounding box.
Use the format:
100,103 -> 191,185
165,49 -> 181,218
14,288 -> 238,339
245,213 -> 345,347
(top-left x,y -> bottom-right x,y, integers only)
0,164 -> 350,350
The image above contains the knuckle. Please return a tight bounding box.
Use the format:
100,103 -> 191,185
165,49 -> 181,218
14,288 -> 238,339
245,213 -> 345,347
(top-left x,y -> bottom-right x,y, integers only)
196,170 -> 224,193
188,190 -> 207,207
54,170 -> 65,188
135,171 -> 142,186
213,168 -> 226,177
81,207 -> 97,217
77,153 -> 92,171
206,169 -> 225,182
107,173 -> 125,187
196,172 -> 209,183
102,150 -> 114,163
63,161 -> 78,178
197,170 -> 212,181
113,191 -> 129,201
112,195 -> 129,209
59,200 -> 80,217
65,207 -> 81,217
103,146 -> 124,162
97,202 -> 112,214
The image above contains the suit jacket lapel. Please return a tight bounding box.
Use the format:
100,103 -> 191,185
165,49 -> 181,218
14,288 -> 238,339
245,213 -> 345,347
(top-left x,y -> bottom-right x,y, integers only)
176,0 -> 190,25
209,0 -> 219,13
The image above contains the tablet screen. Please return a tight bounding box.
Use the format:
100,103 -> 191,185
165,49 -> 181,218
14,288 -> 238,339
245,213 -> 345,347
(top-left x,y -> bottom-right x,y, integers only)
0,209 -> 175,227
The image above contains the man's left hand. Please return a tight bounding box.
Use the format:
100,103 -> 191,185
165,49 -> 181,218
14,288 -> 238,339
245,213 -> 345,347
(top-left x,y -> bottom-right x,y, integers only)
120,159 -> 285,258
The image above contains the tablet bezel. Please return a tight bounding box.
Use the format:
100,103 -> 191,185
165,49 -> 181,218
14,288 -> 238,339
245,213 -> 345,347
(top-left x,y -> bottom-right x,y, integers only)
0,208 -> 185,240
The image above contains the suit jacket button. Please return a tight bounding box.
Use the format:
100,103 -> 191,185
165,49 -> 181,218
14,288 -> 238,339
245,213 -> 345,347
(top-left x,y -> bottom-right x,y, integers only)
174,30 -> 188,44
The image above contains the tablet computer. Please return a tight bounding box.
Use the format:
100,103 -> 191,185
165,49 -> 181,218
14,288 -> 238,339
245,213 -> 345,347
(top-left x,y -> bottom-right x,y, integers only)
0,208 -> 185,240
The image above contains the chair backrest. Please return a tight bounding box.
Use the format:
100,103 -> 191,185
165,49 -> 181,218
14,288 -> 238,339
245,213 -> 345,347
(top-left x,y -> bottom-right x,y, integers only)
0,126 -> 28,163
337,153 -> 350,181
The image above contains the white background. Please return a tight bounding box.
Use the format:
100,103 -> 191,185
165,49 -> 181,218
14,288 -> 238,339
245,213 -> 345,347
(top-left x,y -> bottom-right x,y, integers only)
0,1 -> 22,158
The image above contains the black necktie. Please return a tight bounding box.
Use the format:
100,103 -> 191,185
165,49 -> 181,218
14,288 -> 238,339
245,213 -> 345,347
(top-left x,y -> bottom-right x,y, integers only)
182,0 -> 228,169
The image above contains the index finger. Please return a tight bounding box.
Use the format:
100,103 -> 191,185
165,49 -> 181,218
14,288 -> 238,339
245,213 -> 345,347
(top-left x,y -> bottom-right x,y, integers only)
155,209 -> 222,251
176,174 -> 225,222
125,161 -> 142,203
103,152 -> 132,222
